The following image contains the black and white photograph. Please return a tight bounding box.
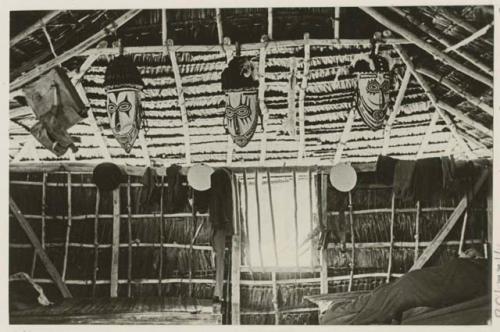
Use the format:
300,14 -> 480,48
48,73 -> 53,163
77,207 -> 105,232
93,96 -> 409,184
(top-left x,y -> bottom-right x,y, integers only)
5,1 -> 497,327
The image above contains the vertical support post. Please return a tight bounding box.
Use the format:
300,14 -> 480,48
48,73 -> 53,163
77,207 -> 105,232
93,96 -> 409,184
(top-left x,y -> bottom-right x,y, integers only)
127,176 -> 133,297
347,191 -> 355,292
216,8 -> 223,44
259,45 -> 269,162
293,170 -> 299,270
334,7 -> 340,39
386,192 -> 396,282
158,176 -> 165,296
267,8 -> 273,39
110,188 -> 120,297
272,271 -> 279,324
414,200 -> 420,264
161,9 -> 167,47
297,33 -> 310,160
308,169 -> 314,267
266,170 -> 279,265
254,170 -> 264,267
243,169 -> 252,266
31,172 -> 47,277
62,172 -> 72,281
458,211 -> 468,254
231,174 -> 241,325
92,190 -> 100,297
320,173 -> 328,294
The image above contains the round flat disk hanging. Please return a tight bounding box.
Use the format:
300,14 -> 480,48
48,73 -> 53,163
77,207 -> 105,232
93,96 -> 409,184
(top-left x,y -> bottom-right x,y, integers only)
329,163 -> 357,192
187,164 -> 215,191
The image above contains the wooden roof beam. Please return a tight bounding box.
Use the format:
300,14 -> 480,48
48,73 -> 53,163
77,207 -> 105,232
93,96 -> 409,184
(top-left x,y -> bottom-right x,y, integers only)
362,7 -> 493,88
382,68 -> 412,156
297,33 -> 310,160
259,40 -> 269,163
444,22 -> 493,53
10,11 -> 61,47
169,40 -> 191,165
417,68 -> 493,116
394,45 -> 476,160
436,101 -> 492,137
389,7 -> 493,76
10,9 -> 142,92
333,108 -> 356,165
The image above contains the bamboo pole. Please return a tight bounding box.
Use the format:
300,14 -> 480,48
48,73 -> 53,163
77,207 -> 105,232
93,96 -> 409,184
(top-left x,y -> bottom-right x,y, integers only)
417,68 -> 493,117
334,108 -> 356,164
293,170 -> 299,270
458,211 -> 468,254
436,101 -> 492,137
308,169 -> 314,267
382,69 -> 412,155
386,192 -> 396,282
347,191 -> 355,291
158,176 -> 165,296
255,170 -> 264,267
414,201 -> 420,264
266,170 -> 279,265
10,197 -> 72,298
41,25 -> 58,58
411,168 -> 490,270
267,8 -> 273,39
394,45 -> 476,160
437,7 -> 485,36
272,271 -> 279,324
10,11 -> 61,46
444,23 -> 493,53
334,7 -> 340,39
362,7 -> 493,87
62,172 -> 72,281
243,169 -> 252,266
231,174 -> 241,325
127,176 -> 132,297
161,9 -> 168,47
92,190 -> 100,297
10,10 -> 142,92
216,8 -> 223,44
110,188 -> 120,297
298,33 -> 310,160
319,174 -> 328,294
30,173 -> 47,277
389,7 -> 493,76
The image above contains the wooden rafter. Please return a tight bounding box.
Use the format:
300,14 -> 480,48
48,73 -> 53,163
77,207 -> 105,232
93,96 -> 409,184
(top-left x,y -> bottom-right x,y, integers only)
41,25 -> 58,58
169,40 -> 191,164
382,69 -> 412,155
410,168 -> 490,271
444,22 -> 493,53
10,11 -> 61,47
10,196 -> 72,298
417,68 -> 493,116
333,108 -> 356,164
267,8 -> 273,39
71,54 -> 99,85
394,45 -> 475,160
362,7 -> 493,88
437,7 -> 491,39
10,10 -> 142,92
297,33 -> 310,160
81,38 -> 411,57
259,44 -> 269,162
416,110 -> 440,159
110,188 -> 120,297
436,101 -> 492,137
389,7 -> 493,76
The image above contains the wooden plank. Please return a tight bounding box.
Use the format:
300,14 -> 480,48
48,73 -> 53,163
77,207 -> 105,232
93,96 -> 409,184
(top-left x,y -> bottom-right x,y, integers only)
168,42 -> 191,164
62,172 -> 72,280
410,168 -> 490,271
334,108 -> 355,164
10,10 -> 142,92
395,45 -> 476,160
297,33 -> 310,160
362,7 -> 492,87
382,69 -> 411,155
319,174 -> 328,294
110,188 -> 120,297
386,192 -> 395,282
266,170 -> 279,265
9,196 -> 72,298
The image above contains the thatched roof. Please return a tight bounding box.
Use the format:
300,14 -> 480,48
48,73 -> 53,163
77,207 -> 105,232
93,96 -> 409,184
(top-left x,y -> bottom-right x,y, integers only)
9,6 -> 493,168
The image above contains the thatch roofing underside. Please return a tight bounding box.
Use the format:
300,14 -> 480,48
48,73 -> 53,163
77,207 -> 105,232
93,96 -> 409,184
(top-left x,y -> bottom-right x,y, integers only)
9,6 -> 493,167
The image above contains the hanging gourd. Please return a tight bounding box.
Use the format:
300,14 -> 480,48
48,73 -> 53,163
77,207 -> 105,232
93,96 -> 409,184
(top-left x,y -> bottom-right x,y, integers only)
104,48 -> 144,153
221,43 -> 260,148
350,31 -> 396,131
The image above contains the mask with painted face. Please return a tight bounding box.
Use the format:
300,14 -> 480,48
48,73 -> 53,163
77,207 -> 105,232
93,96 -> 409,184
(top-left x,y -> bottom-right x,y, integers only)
104,55 -> 144,153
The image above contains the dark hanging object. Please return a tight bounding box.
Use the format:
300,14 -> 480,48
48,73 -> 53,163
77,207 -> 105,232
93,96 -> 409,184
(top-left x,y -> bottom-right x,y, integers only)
221,56 -> 260,148
23,67 -> 87,156
104,55 -> 144,153
351,37 -> 395,131
92,162 -> 126,191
